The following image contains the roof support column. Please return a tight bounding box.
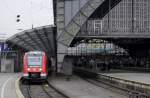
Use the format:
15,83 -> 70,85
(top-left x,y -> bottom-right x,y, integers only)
57,43 -> 68,73
56,0 -> 68,73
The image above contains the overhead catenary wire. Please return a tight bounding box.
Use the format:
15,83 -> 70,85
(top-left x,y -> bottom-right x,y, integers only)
0,0 -> 52,31
27,0 -> 53,28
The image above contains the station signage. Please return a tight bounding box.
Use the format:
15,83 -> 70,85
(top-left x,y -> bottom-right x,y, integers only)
0,42 -> 11,51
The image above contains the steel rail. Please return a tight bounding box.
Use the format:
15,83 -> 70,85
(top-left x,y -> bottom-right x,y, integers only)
20,79 -> 69,98
74,67 -> 150,97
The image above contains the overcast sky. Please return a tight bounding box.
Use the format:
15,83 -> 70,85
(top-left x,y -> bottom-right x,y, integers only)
0,0 -> 54,40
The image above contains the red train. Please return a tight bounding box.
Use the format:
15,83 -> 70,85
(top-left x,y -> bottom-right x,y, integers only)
23,51 -> 48,80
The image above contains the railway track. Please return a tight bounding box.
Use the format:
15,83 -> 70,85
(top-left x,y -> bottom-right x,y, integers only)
74,67 -> 150,98
20,79 -> 69,98
81,77 -> 150,98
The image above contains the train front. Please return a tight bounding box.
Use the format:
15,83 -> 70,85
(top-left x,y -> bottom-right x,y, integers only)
23,51 -> 47,80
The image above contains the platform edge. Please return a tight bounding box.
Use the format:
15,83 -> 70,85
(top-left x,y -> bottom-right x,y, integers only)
15,77 -> 25,98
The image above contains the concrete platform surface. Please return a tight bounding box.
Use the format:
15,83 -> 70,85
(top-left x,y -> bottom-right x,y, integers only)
102,73 -> 150,84
0,73 -> 20,98
48,76 -> 127,98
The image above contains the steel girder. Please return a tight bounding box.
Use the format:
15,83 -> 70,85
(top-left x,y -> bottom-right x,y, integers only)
16,35 -> 37,50
11,37 -> 34,50
57,0 -> 105,46
43,28 -> 55,55
25,32 -> 45,51
75,33 -> 150,39
33,30 -> 49,52
6,25 -> 55,57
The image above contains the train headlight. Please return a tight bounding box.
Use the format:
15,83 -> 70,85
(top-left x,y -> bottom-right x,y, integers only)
39,68 -> 42,71
27,68 -> 30,71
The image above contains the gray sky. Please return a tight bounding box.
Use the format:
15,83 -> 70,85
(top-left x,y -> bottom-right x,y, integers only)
0,0 -> 54,40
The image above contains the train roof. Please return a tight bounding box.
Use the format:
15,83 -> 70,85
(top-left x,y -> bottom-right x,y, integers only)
26,51 -> 45,54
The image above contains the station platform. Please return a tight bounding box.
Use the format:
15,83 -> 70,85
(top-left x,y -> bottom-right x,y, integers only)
48,75 -> 127,98
102,72 -> 150,84
0,73 -> 20,98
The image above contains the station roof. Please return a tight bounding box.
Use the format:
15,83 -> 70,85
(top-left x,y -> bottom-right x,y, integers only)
6,25 -> 56,57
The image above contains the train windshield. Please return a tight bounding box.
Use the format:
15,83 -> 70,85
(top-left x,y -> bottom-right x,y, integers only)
27,54 -> 43,67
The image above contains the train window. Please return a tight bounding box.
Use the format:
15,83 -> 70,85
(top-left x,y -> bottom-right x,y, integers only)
28,53 -> 42,56
28,56 -> 42,67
